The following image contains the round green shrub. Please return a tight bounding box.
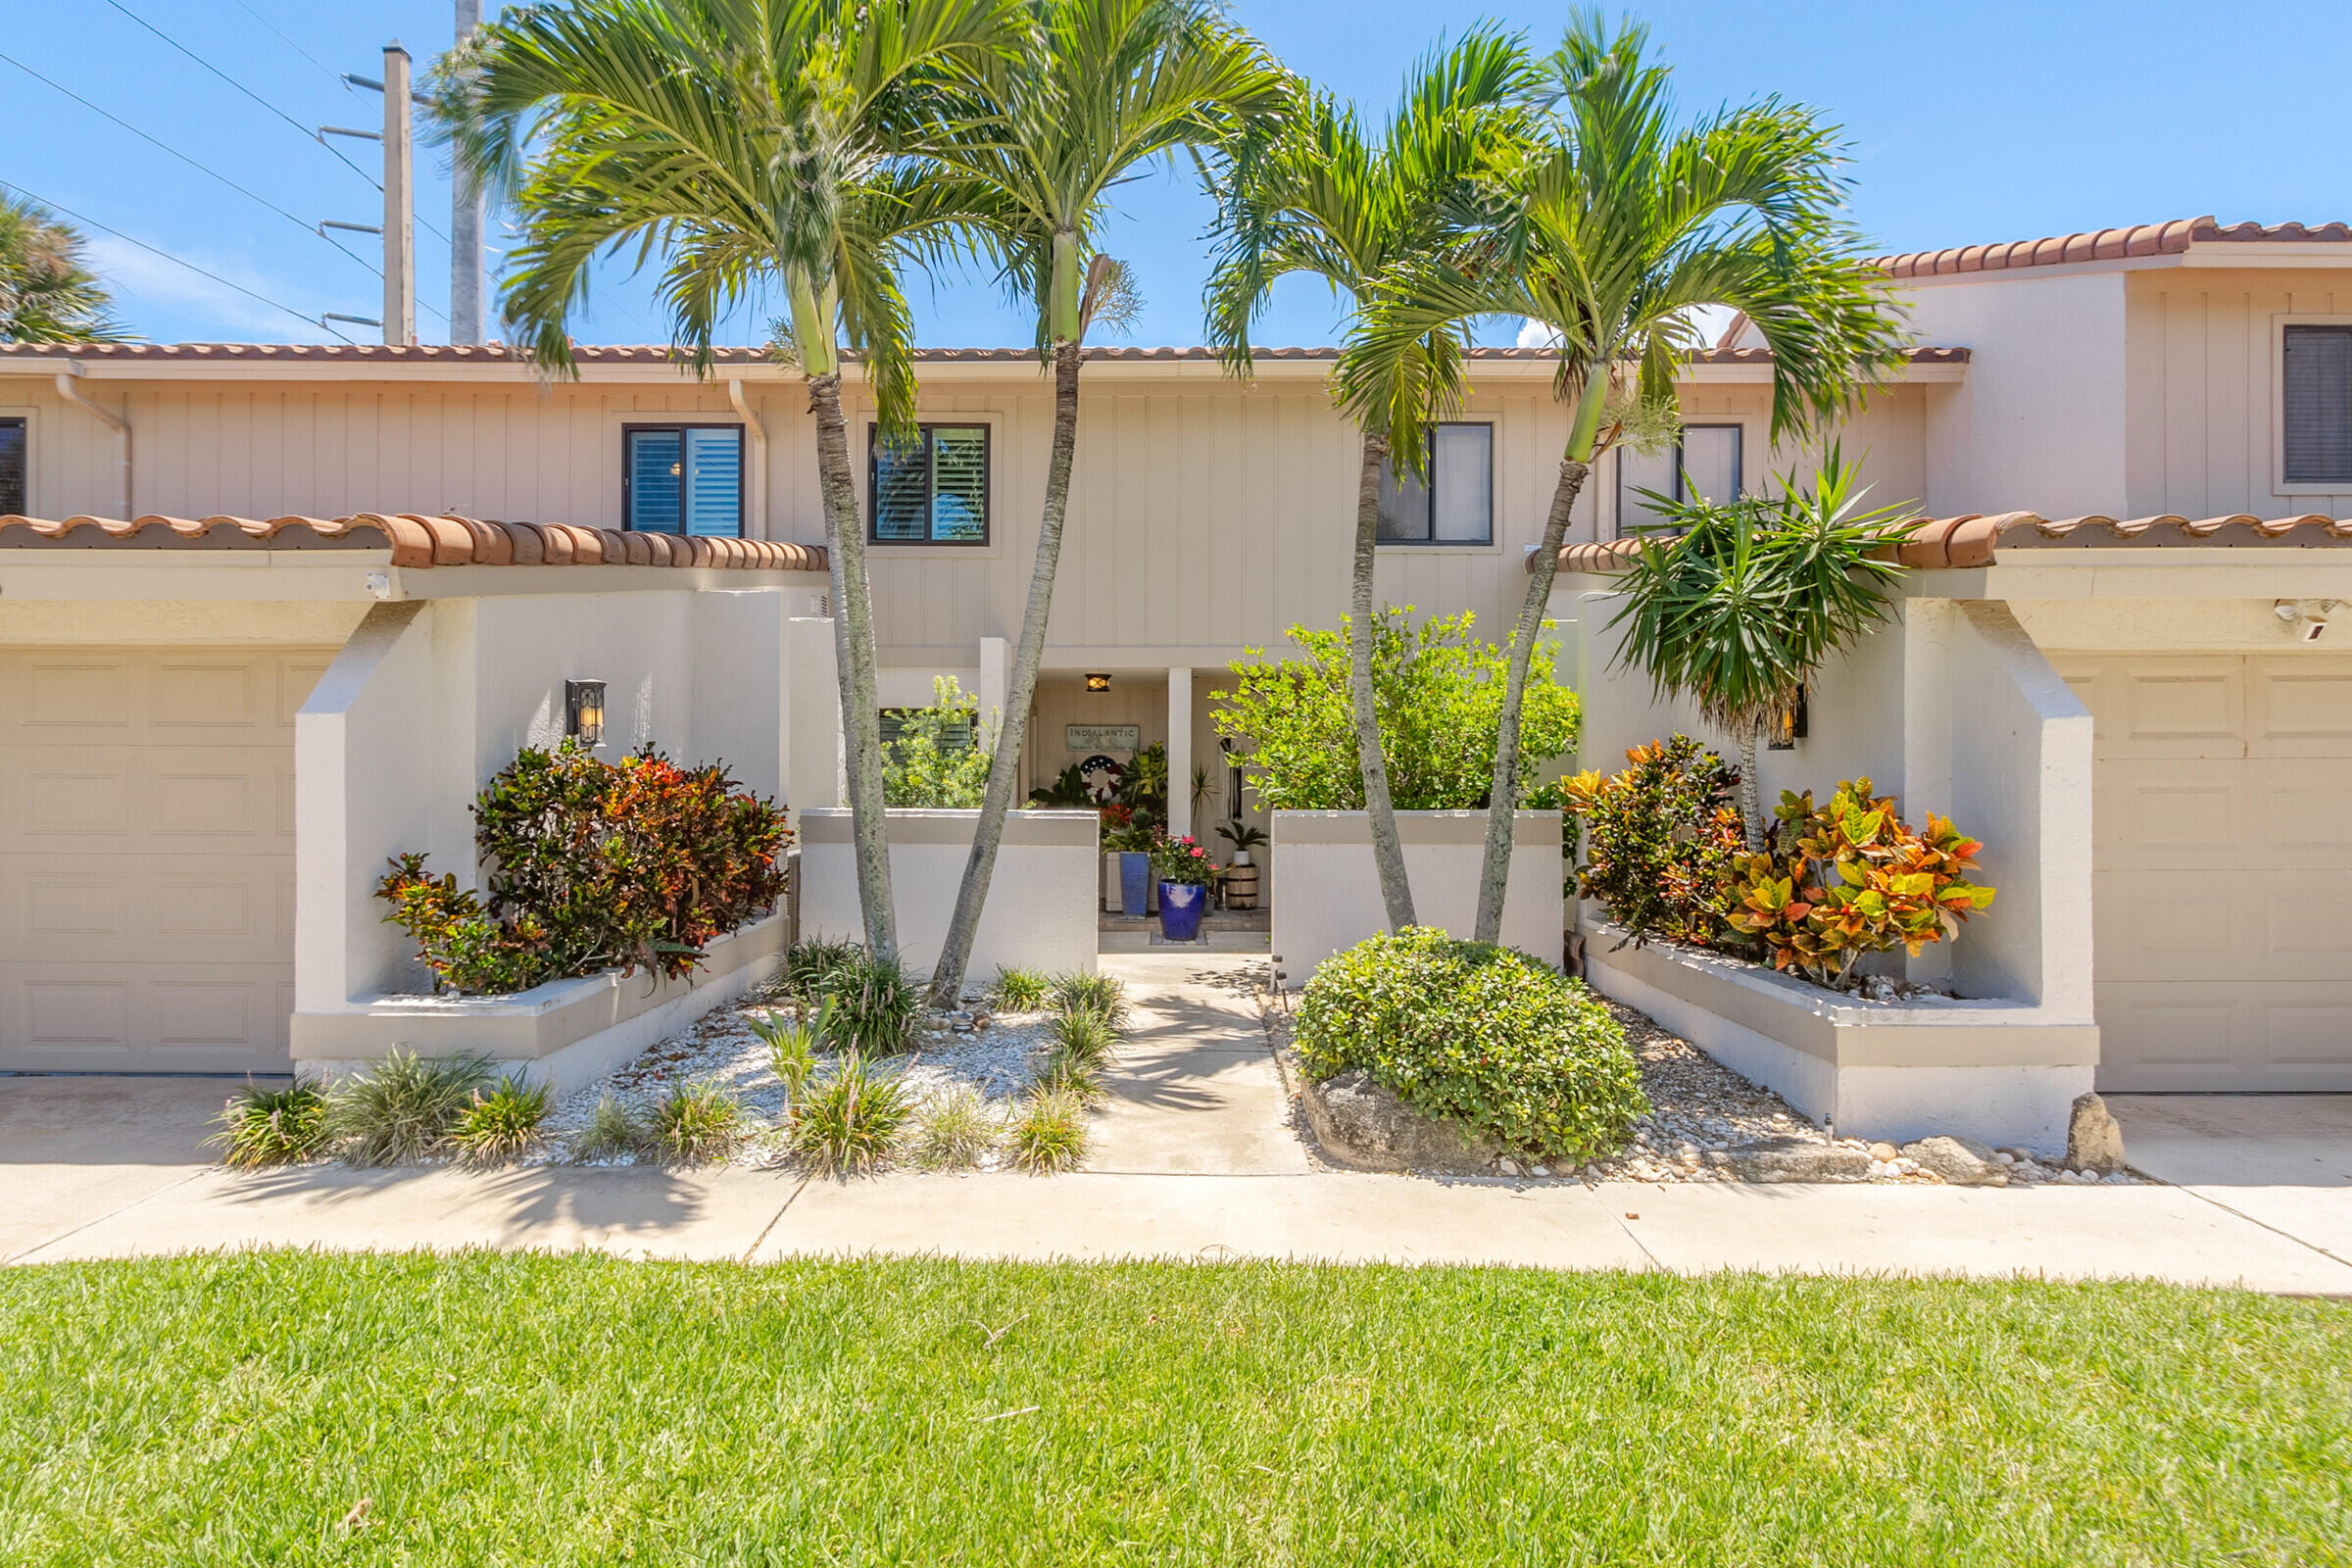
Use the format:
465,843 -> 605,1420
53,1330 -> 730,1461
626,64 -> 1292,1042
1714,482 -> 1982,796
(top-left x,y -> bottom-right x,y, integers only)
1295,928 -> 1647,1161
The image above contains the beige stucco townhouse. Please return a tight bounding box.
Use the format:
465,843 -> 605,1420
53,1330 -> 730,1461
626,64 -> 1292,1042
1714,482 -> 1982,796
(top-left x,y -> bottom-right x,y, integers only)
1,217 -> 2346,1143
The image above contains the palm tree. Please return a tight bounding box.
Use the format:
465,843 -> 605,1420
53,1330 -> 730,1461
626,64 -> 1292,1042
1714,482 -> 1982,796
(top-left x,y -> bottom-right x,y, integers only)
1612,449 -> 1920,848
0,194 -> 131,343
1203,30 -> 1540,936
917,0 -> 1288,1005
1338,12 -> 1910,944
432,0 -> 1021,960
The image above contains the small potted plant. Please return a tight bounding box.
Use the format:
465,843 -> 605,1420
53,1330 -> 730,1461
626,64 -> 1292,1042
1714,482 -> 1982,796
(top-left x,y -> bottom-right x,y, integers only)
1216,818 -> 1267,866
1105,814 -> 1157,916
1152,835 -> 1216,943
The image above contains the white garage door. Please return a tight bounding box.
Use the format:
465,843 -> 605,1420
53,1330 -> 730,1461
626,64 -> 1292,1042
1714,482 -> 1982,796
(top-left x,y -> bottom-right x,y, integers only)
2059,652 -> 2352,1092
0,647 -> 333,1074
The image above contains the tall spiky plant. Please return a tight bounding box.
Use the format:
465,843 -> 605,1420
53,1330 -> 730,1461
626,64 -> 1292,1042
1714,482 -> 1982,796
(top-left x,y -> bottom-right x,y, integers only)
1204,29 -> 1540,935
1611,449 -> 1921,847
916,0 -> 1289,1006
430,0 -> 1022,960
1339,11 -> 1910,943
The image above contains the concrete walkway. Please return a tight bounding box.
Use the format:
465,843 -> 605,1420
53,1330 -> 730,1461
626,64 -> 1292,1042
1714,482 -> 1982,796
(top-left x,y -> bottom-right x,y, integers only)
5,957 -> 2351,1295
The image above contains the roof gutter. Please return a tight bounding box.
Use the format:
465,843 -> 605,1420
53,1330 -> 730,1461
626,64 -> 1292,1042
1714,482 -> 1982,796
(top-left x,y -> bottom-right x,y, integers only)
725,376 -> 768,537
54,362 -> 131,516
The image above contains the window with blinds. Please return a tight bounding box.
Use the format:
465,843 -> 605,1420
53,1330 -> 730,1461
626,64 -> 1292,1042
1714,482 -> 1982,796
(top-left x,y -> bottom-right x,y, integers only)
870,423 -> 990,544
1376,421 -> 1494,544
622,424 -> 743,535
0,417 -> 24,515
2282,325 -> 2352,486
1618,423 -> 1742,531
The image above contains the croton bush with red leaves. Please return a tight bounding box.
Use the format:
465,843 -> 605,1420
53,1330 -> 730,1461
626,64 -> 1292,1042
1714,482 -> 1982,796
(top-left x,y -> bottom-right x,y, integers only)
378,742 -> 789,996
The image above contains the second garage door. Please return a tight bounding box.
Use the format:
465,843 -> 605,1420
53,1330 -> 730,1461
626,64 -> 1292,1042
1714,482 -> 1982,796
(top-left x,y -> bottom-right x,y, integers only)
0,646 -> 333,1074
2060,652 -> 2352,1092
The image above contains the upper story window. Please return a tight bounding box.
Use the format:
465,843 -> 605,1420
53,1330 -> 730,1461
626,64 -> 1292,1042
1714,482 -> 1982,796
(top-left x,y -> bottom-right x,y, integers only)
2282,324 -> 2352,486
0,417 -> 24,514
1378,421 -> 1494,544
623,423 -> 743,536
871,423 -> 989,544
1618,422 -> 1741,532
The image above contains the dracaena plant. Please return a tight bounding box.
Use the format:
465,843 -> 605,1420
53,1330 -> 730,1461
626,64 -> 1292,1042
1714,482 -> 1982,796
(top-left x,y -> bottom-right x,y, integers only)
1722,777 -> 1996,988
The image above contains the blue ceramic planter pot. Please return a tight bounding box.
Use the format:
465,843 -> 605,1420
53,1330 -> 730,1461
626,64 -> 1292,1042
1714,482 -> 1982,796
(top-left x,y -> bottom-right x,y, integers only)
1158,880 -> 1207,942
1119,852 -> 1152,916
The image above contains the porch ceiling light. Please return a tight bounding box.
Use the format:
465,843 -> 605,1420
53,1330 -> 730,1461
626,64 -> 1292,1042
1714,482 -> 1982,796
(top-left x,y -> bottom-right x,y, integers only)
1085,672 -> 1111,693
565,678 -> 608,749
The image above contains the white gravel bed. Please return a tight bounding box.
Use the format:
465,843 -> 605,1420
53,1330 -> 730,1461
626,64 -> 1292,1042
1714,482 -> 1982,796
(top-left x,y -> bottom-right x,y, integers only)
537,987 -> 1058,1168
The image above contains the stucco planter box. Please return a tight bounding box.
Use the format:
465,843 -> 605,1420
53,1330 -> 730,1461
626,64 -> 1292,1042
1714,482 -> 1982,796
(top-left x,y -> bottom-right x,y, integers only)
799,808 -> 1098,982
290,907 -> 791,1092
1580,919 -> 2098,1155
1271,809 -> 1562,985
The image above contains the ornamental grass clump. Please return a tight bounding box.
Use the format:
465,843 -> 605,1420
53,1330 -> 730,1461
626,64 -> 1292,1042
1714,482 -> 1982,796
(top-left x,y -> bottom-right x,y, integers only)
208,1079 -> 331,1167
1724,778 -> 1996,988
749,1004 -> 824,1106
329,1049 -> 492,1166
1296,928 -> 1646,1163
908,1085 -> 1000,1172
817,947 -> 923,1056
1049,970 -> 1128,1028
989,966 -> 1052,1012
782,937 -> 862,1002
1009,1087 -> 1090,1174
791,1054 -> 911,1176
447,1076 -> 553,1164
572,1096 -> 645,1161
648,1079 -> 747,1163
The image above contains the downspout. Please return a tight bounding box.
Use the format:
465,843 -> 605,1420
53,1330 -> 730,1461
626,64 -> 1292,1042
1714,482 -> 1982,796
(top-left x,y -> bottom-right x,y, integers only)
726,376 -> 768,539
55,363 -> 130,517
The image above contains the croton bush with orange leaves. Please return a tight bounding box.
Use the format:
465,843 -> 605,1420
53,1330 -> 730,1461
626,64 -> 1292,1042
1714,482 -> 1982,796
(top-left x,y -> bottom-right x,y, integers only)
378,741 -> 789,996
1722,778 -> 1996,987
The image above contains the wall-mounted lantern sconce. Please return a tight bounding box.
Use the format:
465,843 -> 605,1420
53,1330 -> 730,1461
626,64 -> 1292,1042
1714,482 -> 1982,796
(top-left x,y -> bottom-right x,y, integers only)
1085,672 -> 1111,694
1766,685 -> 1808,751
564,678 -> 608,749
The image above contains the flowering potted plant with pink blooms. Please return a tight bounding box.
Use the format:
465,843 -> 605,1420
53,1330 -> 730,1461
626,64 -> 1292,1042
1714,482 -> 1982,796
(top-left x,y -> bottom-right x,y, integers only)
1150,835 -> 1216,942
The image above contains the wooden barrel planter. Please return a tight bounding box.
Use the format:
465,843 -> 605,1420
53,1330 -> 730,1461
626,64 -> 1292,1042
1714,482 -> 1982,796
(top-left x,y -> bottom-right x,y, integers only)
1220,862 -> 1260,909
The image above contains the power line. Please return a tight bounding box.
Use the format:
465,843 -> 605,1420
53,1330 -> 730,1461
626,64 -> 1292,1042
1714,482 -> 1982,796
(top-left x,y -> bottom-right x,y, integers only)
227,0 -> 341,85
0,50 -> 387,286
0,178 -> 356,343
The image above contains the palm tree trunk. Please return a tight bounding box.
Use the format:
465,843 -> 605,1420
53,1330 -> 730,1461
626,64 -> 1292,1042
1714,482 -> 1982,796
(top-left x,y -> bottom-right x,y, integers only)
1472,453 -> 1589,944
808,369 -> 899,960
1735,731 -> 1764,852
926,338 -> 1084,1004
1352,432 -> 1414,930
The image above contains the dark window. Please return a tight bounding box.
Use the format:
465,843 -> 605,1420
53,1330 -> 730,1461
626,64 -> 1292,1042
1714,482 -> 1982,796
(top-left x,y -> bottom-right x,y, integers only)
2283,324 -> 2352,485
870,423 -> 989,544
622,423 -> 743,535
0,417 -> 24,514
1618,423 -> 1742,531
1378,422 -> 1494,544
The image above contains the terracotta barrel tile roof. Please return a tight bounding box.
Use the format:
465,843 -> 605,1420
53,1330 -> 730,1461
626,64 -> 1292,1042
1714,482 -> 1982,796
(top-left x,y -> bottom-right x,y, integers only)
1541,513 -> 2352,573
0,512 -> 827,572
1873,216 -> 2352,278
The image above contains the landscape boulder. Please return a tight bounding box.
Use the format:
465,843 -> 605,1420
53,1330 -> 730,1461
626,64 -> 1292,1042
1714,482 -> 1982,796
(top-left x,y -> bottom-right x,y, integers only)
1702,1137 -> 1871,1183
1298,1068 -> 1507,1176
2067,1093 -> 2129,1174
1900,1135 -> 2010,1187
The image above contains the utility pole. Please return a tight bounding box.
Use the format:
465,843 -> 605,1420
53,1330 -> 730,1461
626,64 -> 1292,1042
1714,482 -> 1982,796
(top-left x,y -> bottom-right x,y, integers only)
381,41 -> 416,346
450,0 -> 484,344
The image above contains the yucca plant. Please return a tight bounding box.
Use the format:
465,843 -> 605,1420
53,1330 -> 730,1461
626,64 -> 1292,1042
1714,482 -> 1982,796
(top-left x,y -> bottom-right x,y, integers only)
988,966 -> 1052,1011
1049,970 -> 1129,1028
573,1095 -> 645,1161
1610,450 -> 1920,847
817,948 -> 924,1056
329,1049 -> 491,1166
1009,1087 -> 1089,1173
447,1076 -> 553,1164
749,1003 -> 827,1106
908,1084 -> 1001,1171
208,1078 -> 330,1167
648,1078 -> 748,1164
791,1052 -> 912,1176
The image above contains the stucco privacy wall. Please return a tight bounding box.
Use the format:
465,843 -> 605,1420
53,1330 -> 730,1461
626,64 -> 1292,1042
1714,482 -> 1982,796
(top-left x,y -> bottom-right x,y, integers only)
797,808 -> 1100,981
1270,810 -> 1563,982
294,587 -> 806,1013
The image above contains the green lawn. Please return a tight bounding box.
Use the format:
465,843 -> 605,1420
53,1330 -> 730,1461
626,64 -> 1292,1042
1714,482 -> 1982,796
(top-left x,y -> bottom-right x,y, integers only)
3,1255 -> 2345,1566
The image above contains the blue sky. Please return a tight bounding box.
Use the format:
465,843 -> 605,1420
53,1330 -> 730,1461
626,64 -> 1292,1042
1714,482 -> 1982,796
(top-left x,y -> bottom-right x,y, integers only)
3,0 -> 2345,349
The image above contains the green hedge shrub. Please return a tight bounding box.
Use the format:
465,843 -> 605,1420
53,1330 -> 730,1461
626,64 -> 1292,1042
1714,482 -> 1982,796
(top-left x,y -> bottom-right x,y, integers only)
1295,928 -> 1646,1161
